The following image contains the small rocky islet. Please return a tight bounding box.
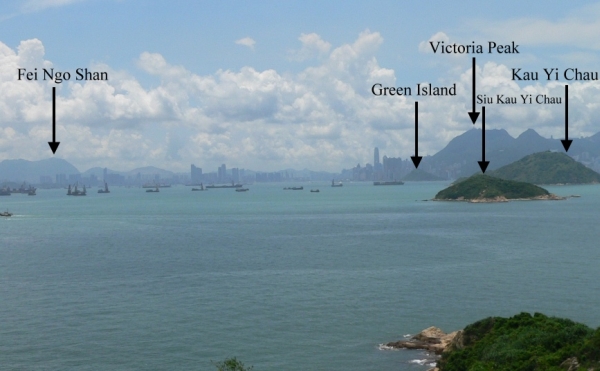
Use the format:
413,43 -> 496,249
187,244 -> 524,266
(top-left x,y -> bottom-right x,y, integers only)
433,174 -> 564,202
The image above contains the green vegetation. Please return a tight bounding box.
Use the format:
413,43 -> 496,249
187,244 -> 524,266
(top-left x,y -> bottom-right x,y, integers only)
439,312 -> 600,371
212,357 -> 253,371
403,169 -> 445,181
434,174 -> 549,200
489,151 -> 600,184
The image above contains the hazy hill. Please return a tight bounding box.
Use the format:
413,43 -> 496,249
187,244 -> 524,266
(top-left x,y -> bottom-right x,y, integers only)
82,166 -> 175,179
489,151 -> 600,184
434,174 -> 550,201
0,158 -> 176,184
402,169 -> 444,181
0,158 -> 80,183
421,129 -> 514,177
419,128 -> 600,179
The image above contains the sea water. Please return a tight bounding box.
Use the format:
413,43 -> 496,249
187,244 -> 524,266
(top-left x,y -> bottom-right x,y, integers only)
1,182 -> 599,370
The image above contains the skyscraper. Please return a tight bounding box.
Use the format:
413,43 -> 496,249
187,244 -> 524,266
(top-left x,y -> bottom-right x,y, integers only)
191,164 -> 202,184
218,164 -> 227,183
231,168 -> 239,183
374,147 -> 382,171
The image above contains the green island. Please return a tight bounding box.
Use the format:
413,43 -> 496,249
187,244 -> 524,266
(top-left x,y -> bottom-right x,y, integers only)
438,312 -> 600,371
434,174 -> 560,202
488,151 -> 600,185
403,169 -> 445,181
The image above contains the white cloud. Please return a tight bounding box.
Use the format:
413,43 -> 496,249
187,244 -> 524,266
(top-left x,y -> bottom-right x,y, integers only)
419,31 -> 450,53
20,0 -> 85,13
290,33 -> 332,61
1,31 -> 600,173
472,3 -> 600,50
235,37 -> 256,50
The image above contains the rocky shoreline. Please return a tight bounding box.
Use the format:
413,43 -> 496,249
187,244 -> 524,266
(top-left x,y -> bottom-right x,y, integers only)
433,193 -> 566,203
383,326 -> 463,371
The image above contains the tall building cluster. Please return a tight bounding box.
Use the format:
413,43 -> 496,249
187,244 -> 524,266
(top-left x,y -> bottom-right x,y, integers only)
190,163 -> 244,184
349,147 -> 412,181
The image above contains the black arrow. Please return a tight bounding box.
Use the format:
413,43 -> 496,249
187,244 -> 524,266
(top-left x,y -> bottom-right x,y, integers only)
410,101 -> 422,168
48,87 -> 60,154
561,85 -> 572,152
478,106 -> 489,173
468,57 -> 480,124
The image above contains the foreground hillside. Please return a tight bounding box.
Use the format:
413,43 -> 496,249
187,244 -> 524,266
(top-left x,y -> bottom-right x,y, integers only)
489,151 -> 600,184
434,175 -> 553,201
439,312 -> 600,371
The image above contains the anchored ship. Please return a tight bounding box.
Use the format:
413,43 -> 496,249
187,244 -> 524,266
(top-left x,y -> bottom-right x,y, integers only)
192,183 -> 207,191
206,181 -> 243,189
373,180 -> 404,186
67,184 -> 87,196
142,183 -> 171,188
98,183 -> 110,193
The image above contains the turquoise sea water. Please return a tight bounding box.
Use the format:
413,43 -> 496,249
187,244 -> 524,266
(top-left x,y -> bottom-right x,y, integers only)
1,182 -> 599,370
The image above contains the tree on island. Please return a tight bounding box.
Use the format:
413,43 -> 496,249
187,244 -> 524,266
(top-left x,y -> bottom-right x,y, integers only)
212,357 -> 253,371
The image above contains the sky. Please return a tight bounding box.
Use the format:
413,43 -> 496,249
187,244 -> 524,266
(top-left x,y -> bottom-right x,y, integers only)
1,0 -> 600,172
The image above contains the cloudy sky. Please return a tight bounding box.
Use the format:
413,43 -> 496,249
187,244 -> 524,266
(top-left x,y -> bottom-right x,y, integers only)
1,0 -> 599,172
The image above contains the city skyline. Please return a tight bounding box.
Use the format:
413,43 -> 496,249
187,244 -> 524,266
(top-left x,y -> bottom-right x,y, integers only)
4,124 -> 600,187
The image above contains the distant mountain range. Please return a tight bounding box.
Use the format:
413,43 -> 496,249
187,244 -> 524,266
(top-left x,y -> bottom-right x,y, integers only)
0,158 -> 179,184
82,166 -> 175,179
1,128 -> 599,183
418,128 -> 600,179
0,158 -> 80,183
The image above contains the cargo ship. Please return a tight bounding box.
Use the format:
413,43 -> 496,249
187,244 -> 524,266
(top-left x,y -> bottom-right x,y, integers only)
206,181 -> 242,189
373,180 -> 404,186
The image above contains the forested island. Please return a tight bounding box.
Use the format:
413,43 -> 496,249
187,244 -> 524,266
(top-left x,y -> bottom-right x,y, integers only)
488,151 -> 600,184
434,175 -> 561,202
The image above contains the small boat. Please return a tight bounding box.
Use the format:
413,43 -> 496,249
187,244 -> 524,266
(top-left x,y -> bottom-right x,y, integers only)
283,186 -> 303,190
331,179 -> 343,187
142,183 -> 171,188
98,182 -> 110,193
235,188 -> 249,192
146,187 -> 160,193
0,188 -> 11,196
310,189 -> 320,193
0,210 -> 12,217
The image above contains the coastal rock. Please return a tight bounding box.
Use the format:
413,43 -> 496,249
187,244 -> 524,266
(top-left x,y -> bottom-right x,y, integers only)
385,327 -> 461,355
469,196 -> 508,203
559,357 -> 579,371
446,328 -> 465,351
